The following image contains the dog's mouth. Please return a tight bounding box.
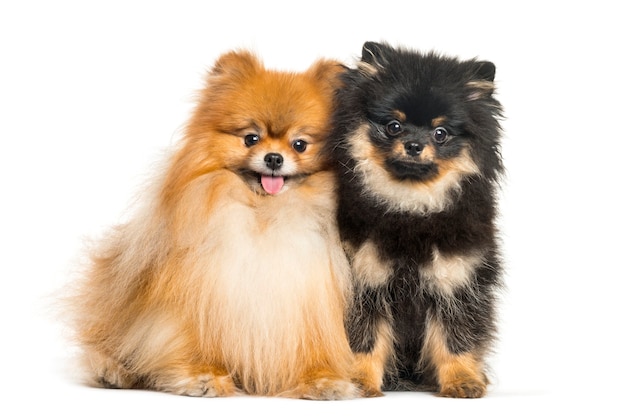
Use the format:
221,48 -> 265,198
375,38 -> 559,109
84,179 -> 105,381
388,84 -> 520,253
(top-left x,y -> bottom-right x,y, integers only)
385,158 -> 439,181
259,174 -> 285,195
239,170 -> 293,195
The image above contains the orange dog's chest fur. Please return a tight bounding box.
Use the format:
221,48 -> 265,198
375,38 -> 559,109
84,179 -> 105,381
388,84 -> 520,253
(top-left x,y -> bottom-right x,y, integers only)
75,170 -> 355,397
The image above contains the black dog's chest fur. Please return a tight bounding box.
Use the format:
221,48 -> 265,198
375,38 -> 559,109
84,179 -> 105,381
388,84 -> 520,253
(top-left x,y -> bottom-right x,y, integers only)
339,176 -> 497,259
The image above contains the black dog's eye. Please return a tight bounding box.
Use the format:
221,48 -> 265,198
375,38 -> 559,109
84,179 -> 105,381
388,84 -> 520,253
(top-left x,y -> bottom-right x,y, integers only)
385,120 -> 403,136
432,127 -> 448,144
292,139 -> 308,153
244,134 -> 260,147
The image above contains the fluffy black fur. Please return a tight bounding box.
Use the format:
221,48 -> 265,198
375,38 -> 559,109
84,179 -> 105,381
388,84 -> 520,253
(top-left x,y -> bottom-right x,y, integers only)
329,42 -> 504,397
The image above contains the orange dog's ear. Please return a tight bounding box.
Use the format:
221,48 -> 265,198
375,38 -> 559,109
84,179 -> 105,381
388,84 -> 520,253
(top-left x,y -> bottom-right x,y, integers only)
307,59 -> 347,92
210,49 -> 263,78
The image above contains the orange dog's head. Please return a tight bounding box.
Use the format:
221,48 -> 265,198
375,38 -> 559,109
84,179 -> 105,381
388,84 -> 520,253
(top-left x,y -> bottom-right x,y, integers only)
167,50 -> 344,197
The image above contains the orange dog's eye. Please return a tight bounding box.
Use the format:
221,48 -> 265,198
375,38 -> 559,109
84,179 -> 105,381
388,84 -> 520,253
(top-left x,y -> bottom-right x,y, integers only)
244,134 -> 260,147
292,139 -> 308,153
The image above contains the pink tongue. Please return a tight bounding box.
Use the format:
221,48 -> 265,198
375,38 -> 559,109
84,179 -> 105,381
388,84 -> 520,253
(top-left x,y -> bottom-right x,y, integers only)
261,175 -> 285,195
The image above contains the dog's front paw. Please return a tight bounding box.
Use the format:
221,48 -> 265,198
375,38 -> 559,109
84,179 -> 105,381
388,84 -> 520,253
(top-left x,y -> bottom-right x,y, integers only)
86,351 -> 138,389
358,383 -> 384,398
281,377 -> 361,400
157,373 -> 238,397
438,377 -> 487,398
352,352 -> 385,398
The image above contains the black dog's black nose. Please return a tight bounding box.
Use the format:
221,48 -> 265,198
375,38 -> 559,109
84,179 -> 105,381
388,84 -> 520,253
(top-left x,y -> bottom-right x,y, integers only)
264,153 -> 284,170
404,141 -> 423,157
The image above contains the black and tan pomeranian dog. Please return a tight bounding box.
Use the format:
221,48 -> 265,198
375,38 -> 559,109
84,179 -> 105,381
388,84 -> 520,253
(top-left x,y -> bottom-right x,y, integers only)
328,42 -> 504,398
65,50 -> 359,399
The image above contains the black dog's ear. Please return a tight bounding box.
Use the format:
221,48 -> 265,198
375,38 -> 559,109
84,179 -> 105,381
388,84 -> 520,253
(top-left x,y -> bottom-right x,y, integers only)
466,60 -> 496,101
358,41 -> 391,77
475,61 -> 496,82
361,41 -> 390,67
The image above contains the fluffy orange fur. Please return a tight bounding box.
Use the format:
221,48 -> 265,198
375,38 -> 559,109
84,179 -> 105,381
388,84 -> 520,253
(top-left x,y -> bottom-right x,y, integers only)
66,50 -> 358,399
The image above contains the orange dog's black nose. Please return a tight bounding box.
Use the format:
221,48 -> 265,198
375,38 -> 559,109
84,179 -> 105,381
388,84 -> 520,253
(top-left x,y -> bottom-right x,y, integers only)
264,153 -> 284,170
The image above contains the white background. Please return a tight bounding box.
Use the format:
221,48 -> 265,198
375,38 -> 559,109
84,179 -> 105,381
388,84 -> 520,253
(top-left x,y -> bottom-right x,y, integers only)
2,1 -> 624,417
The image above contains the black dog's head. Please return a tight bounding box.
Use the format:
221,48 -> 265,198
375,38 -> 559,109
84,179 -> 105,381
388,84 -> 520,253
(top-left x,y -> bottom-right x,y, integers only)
332,42 -> 503,213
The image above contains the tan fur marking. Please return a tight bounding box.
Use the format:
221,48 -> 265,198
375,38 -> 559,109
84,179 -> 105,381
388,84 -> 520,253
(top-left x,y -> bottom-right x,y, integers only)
392,110 -> 406,122
353,321 -> 394,397
422,318 -> 487,398
391,140 -> 405,156
351,240 -> 394,287
431,116 -> 447,127
357,61 -> 378,77
466,80 -> 495,101
349,127 -> 387,169
420,144 -> 436,161
421,247 -> 484,296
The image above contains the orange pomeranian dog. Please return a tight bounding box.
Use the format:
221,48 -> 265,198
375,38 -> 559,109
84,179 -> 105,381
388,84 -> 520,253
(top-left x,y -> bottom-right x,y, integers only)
65,50 -> 359,399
